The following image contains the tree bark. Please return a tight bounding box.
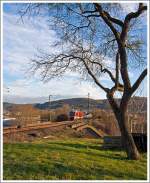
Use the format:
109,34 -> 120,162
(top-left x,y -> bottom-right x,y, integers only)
116,110 -> 140,160
107,95 -> 140,160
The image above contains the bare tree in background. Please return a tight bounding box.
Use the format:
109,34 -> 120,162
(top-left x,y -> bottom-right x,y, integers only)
19,3 -> 147,160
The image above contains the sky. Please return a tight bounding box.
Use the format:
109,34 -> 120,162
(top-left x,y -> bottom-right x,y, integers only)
2,3 -> 148,104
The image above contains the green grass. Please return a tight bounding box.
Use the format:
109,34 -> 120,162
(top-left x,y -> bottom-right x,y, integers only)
3,138 -> 147,180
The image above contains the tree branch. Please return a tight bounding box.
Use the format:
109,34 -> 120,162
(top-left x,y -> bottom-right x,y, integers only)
94,3 -> 120,43
80,5 -> 123,27
131,68 -> 147,94
114,52 -> 124,92
107,91 -> 120,113
43,52 -> 110,93
115,52 -> 119,86
103,10 -> 124,27
120,3 -> 147,42
125,3 -> 147,21
81,58 -> 109,93
89,60 -> 116,82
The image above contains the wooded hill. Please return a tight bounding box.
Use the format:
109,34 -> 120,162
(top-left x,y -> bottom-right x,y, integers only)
4,96 -> 147,113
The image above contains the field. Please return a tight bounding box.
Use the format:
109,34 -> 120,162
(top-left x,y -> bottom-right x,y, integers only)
3,138 -> 147,180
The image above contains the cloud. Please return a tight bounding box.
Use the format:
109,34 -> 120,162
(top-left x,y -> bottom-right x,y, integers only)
120,3 -> 139,14
3,10 -> 110,102
4,76 -> 106,102
3,13 -> 57,76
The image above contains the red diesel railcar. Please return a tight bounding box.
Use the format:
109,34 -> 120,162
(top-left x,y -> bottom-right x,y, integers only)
69,111 -> 85,121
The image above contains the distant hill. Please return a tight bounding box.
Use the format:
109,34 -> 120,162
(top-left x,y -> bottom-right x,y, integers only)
3,103 -> 33,113
34,98 -> 110,110
34,97 -> 147,112
3,96 -> 147,113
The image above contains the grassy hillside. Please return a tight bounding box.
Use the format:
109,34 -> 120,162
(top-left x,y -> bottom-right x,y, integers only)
3,138 -> 147,180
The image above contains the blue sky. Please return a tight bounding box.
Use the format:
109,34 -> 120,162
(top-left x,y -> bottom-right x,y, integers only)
3,3 -> 147,104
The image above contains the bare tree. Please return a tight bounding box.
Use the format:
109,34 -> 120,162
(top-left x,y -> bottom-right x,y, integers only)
19,3 -> 147,159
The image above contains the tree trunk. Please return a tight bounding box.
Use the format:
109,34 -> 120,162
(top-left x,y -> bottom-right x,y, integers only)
116,110 -> 140,160
107,94 -> 140,160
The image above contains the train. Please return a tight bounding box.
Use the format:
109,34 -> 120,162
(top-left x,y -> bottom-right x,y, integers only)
69,110 -> 92,121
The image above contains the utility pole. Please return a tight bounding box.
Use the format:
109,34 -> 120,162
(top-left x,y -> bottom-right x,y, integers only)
49,95 -> 52,121
88,93 -> 90,114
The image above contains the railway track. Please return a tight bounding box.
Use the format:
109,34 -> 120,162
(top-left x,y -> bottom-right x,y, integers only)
3,121 -> 76,134
3,120 -> 106,138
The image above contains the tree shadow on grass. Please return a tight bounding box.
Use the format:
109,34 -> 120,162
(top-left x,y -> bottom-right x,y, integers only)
52,162 -> 106,180
6,142 -> 127,161
47,141 -> 102,151
35,141 -> 126,161
4,143 -> 146,180
51,161 -> 146,180
4,159 -> 145,180
45,142 -> 127,160
4,160 -> 105,180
